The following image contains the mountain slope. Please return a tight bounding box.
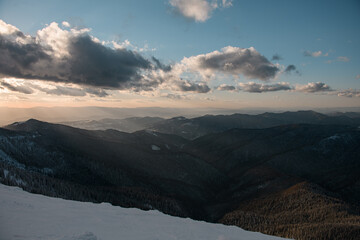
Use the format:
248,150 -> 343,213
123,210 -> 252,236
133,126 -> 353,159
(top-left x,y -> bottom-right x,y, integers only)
0,184 -> 288,240
60,116 -> 164,132
150,111 -> 360,139
220,182 -> 360,240
1,118 -> 360,239
2,119 -> 228,218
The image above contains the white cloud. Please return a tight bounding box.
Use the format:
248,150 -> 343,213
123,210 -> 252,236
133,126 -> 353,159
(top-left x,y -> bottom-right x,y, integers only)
356,74 -> 360,79
169,0 -> 233,22
112,39 -> 132,49
326,56 -> 350,64
222,0 -> 233,8
170,0 -> 213,22
112,40 -> 156,52
1,78 -> 108,97
303,50 -> 324,57
295,82 -> 331,93
62,21 -> 70,28
336,89 -> 360,98
0,19 -> 20,35
36,22 -> 90,58
337,56 -> 350,62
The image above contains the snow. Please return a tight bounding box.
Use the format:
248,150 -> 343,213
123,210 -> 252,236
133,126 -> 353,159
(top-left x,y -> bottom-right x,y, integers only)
145,129 -> 158,137
325,134 -> 341,141
10,121 -> 25,126
151,144 -> 161,151
0,184 -> 289,240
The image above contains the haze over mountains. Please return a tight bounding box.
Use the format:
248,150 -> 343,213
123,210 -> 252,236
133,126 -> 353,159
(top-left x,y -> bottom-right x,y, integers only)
60,110 -> 360,139
1,106 -> 360,126
1,110 -> 360,239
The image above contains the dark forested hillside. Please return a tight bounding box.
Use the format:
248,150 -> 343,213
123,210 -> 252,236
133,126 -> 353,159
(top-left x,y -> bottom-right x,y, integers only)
1,114 -> 360,239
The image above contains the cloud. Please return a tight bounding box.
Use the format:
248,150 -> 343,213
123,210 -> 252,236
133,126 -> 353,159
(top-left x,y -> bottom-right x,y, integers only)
149,46 -> 279,93
216,84 -> 237,91
295,82 -> 331,93
336,89 -> 360,98
174,80 -> 211,93
0,78 -> 109,97
284,64 -> 296,73
169,0 -> 233,22
151,57 -> 172,72
284,64 -> 300,75
170,0 -> 214,22
222,0 -> 233,8
179,46 -> 279,81
39,85 -> 86,96
161,93 -> 189,100
62,21 -> 70,28
356,74 -> 360,79
83,88 -> 108,97
0,81 -> 34,94
0,20 -> 160,90
326,56 -> 350,64
337,56 -> 350,62
271,54 -> 282,61
303,50 -> 323,57
238,82 -> 292,93
33,84 -> 108,97
112,39 -> 156,52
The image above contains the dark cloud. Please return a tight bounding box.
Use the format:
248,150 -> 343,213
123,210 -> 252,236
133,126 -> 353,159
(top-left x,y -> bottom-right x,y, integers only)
295,82 -> 331,93
0,23 -> 158,90
284,64 -> 300,75
83,88 -> 108,97
187,47 -> 279,81
0,35 -> 51,79
175,80 -> 211,93
151,57 -> 172,72
239,82 -> 292,93
285,65 -> 296,73
271,54 -> 283,61
162,93 -> 187,100
0,81 -> 34,94
66,35 -> 152,88
216,84 -> 237,91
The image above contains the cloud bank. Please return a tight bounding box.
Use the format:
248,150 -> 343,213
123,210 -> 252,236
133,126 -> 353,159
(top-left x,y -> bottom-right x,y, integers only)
1,19 -> 349,100
238,82 -> 292,93
0,79 -> 108,97
0,20 -> 159,91
336,89 -> 360,98
216,82 -> 335,94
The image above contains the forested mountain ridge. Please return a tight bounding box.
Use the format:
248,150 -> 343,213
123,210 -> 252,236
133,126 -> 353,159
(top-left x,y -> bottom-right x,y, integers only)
1,114 -> 360,239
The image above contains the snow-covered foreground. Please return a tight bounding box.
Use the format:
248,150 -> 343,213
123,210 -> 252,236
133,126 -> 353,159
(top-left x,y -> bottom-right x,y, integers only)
0,184 -> 289,240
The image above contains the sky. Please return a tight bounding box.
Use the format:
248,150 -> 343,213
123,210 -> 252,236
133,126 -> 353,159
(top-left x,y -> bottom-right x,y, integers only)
0,0 -> 359,110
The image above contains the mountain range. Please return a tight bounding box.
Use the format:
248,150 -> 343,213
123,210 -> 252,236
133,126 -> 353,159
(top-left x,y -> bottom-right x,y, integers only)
1,110 -> 360,239
61,110 -> 360,139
